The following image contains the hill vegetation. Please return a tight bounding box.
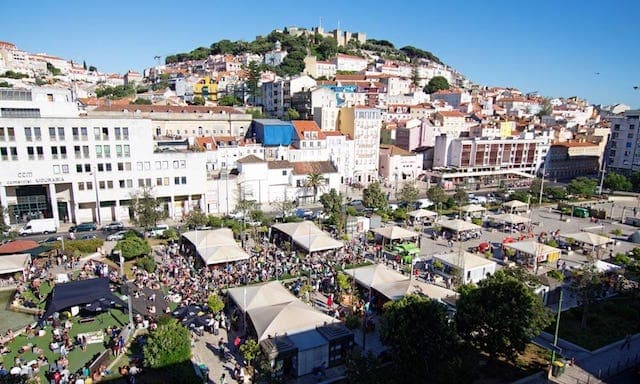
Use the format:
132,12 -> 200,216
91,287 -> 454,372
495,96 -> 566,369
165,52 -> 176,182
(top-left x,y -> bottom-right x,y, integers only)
165,29 -> 442,77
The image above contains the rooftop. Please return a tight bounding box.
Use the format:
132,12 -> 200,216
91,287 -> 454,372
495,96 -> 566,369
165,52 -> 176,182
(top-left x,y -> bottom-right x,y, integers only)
292,161 -> 338,175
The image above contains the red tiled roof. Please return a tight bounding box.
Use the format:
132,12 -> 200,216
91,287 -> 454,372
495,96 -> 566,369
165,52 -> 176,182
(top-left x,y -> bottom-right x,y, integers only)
438,111 -> 465,118
292,161 -> 338,175
237,155 -> 265,164
267,160 -> 293,169
194,137 -> 215,150
0,240 -> 38,254
379,144 -> 414,156
291,120 -> 326,140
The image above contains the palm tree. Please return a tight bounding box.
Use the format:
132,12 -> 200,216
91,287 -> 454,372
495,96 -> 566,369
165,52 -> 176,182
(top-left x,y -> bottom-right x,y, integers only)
305,173 -> 326,203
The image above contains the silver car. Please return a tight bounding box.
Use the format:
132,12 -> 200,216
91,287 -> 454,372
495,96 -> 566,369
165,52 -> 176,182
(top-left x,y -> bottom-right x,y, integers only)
106,230 -> 128,241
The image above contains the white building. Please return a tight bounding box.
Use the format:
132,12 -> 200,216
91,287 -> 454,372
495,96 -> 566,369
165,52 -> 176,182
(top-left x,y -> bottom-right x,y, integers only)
264,41 -> 288,67
334,54 -> 368,72
261,75 -> 317,118
607,110 -> 640,173
338,107 -> 381,184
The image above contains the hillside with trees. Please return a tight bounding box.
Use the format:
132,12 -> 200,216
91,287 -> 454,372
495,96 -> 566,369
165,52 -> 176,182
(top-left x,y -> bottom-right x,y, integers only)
165,28 -> 444,77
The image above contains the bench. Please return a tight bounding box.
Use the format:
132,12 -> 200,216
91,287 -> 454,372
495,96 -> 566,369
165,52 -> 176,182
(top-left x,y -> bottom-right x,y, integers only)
78,317 -> 96,324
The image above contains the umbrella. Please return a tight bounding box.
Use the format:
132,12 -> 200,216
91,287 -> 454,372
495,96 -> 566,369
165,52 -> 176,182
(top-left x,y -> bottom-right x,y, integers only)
172,304 -> 203,319
478,242 -> 491,253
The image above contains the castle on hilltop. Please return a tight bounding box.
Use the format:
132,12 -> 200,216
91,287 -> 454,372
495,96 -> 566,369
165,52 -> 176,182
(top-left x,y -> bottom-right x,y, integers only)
276,25 -> 367,47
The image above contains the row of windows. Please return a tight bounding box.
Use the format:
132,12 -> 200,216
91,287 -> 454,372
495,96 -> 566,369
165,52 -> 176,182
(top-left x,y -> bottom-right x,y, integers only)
0,144 -> 133,161
136,160 -> 186,171
138,177 -> 187,188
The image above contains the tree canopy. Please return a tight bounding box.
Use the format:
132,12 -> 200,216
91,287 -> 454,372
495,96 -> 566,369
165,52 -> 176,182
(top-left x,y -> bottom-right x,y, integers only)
144,321 -> 192,369
380,295 -> 472,383
129,187 -> 167,229
114,236 -> 151,260
362,182 -> 388,210
305,173 -> 326,203
455,271 -> 552,362
398,182 -> 419,205
424,76 -> 450,94
427,186 -> 447,207
566,177 -> 598,197
604,171 -> 632,192
183,209 -> 209,229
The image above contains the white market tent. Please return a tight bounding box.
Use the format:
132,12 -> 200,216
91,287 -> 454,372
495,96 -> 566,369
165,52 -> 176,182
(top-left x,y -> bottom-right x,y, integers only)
433,251 -> 496,284
408,209 -> 438,219
248,300 -> 337,341
594,260 -> 622,274
503,240 -> 561,264
345,264 -> 457,302
227,281 -> 296,312
0,253 -> 30,275
271,221 -> 343,253
371,226 -> 420,241
182,228 -> 250,265
489,213 -> 531,225
560,232 -> 614,248
460,204 -> 486,213
503,200 -> 529,212
439,219 -> 481,233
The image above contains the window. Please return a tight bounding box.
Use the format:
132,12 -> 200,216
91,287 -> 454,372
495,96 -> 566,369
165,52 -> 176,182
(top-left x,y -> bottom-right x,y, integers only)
163,177 -> 169,186
62,165 -> 69,173
49,127 -> 56,140
174,177 -> 180,185
86,182 -> 93,190
156,178 -> 162,186
282,170 -> 287,176
114,127 -> 121,140
138,179 -> 144,187
173,161 -> 179,169
145,178 -> 152,187
126,179 -> 133,188
27,146 -> 34,160
33,127 -> 41,141
105,163 -> 112,172
119,180 -> 125,188
136,162 -> 143,171
0,127 -> 4,141
76,164 -> 83,173
78,183 -> 85,191
162,161 -> 168,169
631,124 -> 636,131
125,162 -> 131,171
180,160 -> 186,168
9,147 -> 17,160
102,127 -> 109,140
60,146 -> 67,159
98,164 -> 104,172
57,127 -> 64,140
103,145 -> 110,158
7,127 -> 14,141
117,162 -> 124,171
51,146 -> 58,159
0,148 -> 7,161
181,176 -> 186,184
122,127 -> 129,139
144,161 -> 150,170
107,181 -> 113,189
72,127 -> 79,140
116,145 -> 122,157
25,127 -> 32,141
123,145 -> 130,157
95,145 -> 103,158
83,146 -> 89,158
155,161 -> 161,170
99,181 -> 106,190
94,127 -> 101,140
80,127 -> 87,140
84,164 -> 91,172
53,165 -> 60,174
74,145 -> 81,159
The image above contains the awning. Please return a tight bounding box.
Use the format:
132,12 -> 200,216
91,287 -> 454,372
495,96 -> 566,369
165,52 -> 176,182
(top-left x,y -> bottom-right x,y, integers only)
439,219 -> 481,233
227,281 -> 296,312
504,240 -> 561,256
560,232 -> 613,247
293,234 -> 344,252
371,226 -> 420,240
408,209 -> 438,219
460,204 -> 486,213
0,253 -> 30,274
489,213 -> 531,225
502,200 -> 529,211
248,301 -> 337,341
181,228 -> 250,265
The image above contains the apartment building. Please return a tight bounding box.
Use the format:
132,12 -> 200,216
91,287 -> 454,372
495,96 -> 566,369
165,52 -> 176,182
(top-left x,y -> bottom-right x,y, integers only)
606,110 -> 640,174
338,107 -> 381,184
0,88 -> 208,226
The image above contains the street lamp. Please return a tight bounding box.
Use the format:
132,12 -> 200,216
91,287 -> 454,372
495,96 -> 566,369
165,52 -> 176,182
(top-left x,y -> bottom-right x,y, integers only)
91,171 -> 101,226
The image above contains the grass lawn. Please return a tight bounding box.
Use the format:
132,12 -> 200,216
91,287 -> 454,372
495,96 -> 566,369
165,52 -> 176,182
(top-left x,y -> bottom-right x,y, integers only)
474,344 -> 550,383
2,309 -> 129,382
551,295 -> 640,350
20,281 -> 53,309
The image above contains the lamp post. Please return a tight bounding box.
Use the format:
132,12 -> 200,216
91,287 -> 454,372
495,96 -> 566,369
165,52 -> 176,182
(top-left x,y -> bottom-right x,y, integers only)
394,167 -> 399,200
91,171 -> 101,226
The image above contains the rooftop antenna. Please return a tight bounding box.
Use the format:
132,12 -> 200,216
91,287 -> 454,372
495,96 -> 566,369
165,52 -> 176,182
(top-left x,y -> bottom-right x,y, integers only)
154,55 -> 162,67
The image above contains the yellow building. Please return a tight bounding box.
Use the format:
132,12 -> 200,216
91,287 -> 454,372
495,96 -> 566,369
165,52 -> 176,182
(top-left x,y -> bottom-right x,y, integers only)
193,76 -> 218,101
499,121 -> 516,138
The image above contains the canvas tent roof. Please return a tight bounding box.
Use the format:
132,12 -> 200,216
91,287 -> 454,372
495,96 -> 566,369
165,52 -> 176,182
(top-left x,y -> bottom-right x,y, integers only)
371,226 -> 420,240
227,281 -> 296,312
345,264 -> 407,288
248,300 -> 337,341
502,200 -> 529,210
594,260 -> 622,273
439,219 -> 481,233
489,213 -> 531,225
182,228 -> 250,265
293,234 -> 344,252
41,277 -> 127,321
0,253 -> 30,275
272,221 -> 325,238
460,204 -> 486,213
375,279 -> 458,302
561,232 -> 613,247
434,251 -> 496,270
408,209 -> 438,219
504,240 -> 560,256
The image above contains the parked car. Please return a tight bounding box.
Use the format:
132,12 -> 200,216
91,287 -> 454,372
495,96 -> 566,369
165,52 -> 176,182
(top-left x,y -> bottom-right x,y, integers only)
106,230 -> 128,241
39,236 -> 62,244
69,222 -> 97,232
146,224 -> 169,238
102,221 -> 124,231
80,234 -> 97,240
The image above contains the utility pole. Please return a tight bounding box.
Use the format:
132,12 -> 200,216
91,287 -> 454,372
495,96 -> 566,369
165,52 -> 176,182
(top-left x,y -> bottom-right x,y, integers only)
550,289 -> 564,366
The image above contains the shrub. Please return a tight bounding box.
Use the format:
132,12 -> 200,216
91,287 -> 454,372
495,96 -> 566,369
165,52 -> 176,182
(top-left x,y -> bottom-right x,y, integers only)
162,228 -> 179,241
610,228 -> 623,237
471,217 -> 483,226
337,272 -> 350,292
207,293 -> 225,314
114,237 -> 151,260
612,253 -> 632,266
547,270 -> 564,281
52,238 -> 104,254
144,322 -> 191,368
547,239 -> 559,248
345,313 -> 360,329
135,255 -> 156,273
432,260 -> 443,270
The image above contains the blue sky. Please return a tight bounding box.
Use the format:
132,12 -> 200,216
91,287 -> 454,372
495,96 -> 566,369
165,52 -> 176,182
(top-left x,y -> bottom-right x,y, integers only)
2,0 -> 639,106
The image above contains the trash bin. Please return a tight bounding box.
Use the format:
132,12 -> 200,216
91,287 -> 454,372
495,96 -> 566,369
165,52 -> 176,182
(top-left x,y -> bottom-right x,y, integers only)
551,361 -> 565,377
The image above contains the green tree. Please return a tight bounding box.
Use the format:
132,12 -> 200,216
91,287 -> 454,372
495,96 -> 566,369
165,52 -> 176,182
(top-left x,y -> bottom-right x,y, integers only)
0,204 -> 9,233
319,188 -> 343,217
362,182 -> 388,210
344,349 -> 394,384
455,271 -> 552,363
135,255 -> 156,273
239,338 -> 260,369
114,236 -> 151,260
207,293 -> 225,314
398,182 -> 419,205
130,98 -> 152,105
0,81 -> 11,88
271,199 -> 296,219
380,295 -> 472,383
453,188 -> 468,207
510,191 -> 531,204
537,97 -> 553,117
604,171 -> 632,192
566,177 -> 598,198
129,186 -> 167,229
183,209 -> 209,229
88,65 -> 97,72
247,108 -> 264,118
315,36 -> 338,61
83,60 -> 87,70
46,62 -> 61,76
427,186 -> 447,212
144,321 -> 191,368
246,61 -> 262,105
218,95 -> 241,106
569,264 -> 606,330
410,64 -> 420,86
424,76 -> 450,94
379,127 -> 393,145
283,108 -> 300,120
305,173 -> 326,203
192,96 -> 205,105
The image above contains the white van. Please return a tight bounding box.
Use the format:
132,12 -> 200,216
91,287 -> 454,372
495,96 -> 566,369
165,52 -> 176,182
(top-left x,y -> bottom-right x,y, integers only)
147,224 -> 169,237
19,218 -> 57,236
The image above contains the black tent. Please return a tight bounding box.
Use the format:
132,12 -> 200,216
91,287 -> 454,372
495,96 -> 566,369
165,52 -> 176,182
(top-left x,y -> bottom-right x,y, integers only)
40,277 -> 128,321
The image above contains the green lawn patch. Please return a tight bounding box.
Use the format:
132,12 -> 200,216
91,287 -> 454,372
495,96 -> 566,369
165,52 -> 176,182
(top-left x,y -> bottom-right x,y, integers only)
1,309 -> 129,382
551,296 -> 640,350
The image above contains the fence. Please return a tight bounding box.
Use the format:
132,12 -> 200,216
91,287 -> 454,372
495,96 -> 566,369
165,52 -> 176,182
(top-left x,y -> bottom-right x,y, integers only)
593,351 -> 640,380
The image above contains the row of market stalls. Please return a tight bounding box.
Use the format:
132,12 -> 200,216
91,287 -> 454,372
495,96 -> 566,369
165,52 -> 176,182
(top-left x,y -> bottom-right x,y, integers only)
226,282 -> 353,379
181,228 -> 250,266
271,221 -> 344,253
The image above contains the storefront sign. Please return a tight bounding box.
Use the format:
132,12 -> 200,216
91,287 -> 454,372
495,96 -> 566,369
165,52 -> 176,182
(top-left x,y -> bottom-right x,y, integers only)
0,172 -> 65,186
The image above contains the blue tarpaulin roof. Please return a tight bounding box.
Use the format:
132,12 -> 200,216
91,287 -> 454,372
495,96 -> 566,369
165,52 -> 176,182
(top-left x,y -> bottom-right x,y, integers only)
250,119 -> 294,146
